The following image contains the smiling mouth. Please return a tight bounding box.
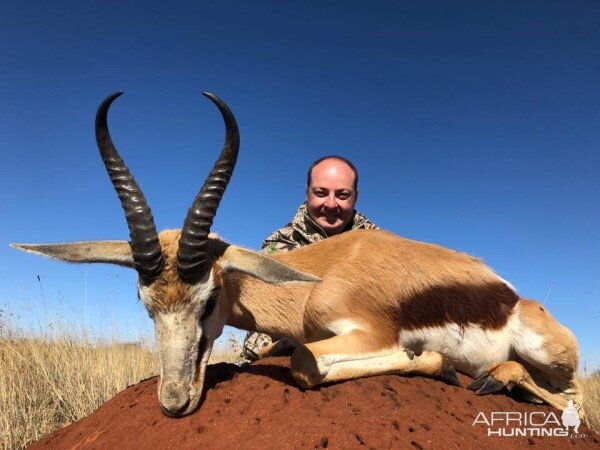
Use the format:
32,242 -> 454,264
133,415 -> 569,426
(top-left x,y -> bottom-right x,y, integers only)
319,212 -> 340,224
318,210 -> 340,223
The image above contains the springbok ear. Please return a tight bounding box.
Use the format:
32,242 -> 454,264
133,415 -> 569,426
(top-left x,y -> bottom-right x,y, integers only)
219,246 -> 320,284
10,241 -> 134,268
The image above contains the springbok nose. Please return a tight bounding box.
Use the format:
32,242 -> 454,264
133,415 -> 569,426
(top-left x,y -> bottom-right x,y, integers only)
160,381 -> 190,416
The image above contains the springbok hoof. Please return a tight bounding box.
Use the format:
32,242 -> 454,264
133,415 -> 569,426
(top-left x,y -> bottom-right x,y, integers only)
290,344 -> 323,389
468,376 -> 486,391
440,363 -> 462,387
470,375 -> 505,395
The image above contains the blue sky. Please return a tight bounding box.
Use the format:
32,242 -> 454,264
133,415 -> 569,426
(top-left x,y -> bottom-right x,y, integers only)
1,1 -> 599,367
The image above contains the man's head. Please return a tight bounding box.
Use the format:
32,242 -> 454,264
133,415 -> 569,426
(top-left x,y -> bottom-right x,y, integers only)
306,155 -> 358,236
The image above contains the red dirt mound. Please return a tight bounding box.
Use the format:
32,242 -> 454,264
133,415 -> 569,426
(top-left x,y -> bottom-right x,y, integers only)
30,357 -> 598,449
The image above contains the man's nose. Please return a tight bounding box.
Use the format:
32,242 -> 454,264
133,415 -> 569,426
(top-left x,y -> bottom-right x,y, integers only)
324,194 -> 337,208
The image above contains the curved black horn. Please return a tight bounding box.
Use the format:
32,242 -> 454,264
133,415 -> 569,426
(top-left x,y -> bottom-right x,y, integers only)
95,92 -> 164,281
177,92 -> 240,283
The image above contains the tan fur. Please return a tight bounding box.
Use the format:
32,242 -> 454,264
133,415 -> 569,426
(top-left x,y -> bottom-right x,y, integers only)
519,298 -> 579,377
290,331 -> 453,388
260,229 -> 517,342
10,241 -> 134,267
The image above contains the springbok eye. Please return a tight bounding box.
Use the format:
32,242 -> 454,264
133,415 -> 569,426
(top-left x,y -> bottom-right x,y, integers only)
200,288 -> 220,321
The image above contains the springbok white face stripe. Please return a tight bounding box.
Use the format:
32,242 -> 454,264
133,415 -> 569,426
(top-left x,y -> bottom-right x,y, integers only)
188,270 -> 216,306
155,308 -> 202,387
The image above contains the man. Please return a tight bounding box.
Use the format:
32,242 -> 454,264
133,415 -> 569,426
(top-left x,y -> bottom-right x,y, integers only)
242,155 -> 379,361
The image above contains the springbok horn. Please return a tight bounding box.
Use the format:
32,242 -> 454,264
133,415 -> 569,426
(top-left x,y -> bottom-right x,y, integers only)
95,91 -> 164,281
177,92 -> 240,283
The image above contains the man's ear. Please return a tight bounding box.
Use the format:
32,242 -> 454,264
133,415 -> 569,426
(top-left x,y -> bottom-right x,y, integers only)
10,241 -> 134,268
219,246 -> 320,284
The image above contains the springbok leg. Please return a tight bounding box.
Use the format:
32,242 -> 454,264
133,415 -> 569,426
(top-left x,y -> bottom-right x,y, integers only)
469,360 -> 585,419
290,331 -> 460,388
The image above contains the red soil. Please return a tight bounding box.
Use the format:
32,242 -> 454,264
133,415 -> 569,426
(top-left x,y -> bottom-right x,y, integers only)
30,357 -> 598,449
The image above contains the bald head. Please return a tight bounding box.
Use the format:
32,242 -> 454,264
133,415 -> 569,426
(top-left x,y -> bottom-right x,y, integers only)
307,156 -> 358,191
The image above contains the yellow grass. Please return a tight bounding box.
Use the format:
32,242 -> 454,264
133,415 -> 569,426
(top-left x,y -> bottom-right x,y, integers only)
581,369 -> 600,434
0,319 -> 244,450
0,329 -> 157,449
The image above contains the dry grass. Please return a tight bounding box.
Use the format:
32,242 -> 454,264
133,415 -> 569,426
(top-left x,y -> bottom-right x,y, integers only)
210,333 -> 244,365
0,317 -> 244,450
581,369 -> 600,434
0,327 -> 158,449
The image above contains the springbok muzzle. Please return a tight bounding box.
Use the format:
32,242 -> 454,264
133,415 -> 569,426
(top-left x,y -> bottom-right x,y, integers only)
160,380 -> 190,416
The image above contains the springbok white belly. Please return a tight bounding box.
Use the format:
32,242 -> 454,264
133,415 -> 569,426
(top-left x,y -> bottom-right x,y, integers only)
398,315 -> 521,377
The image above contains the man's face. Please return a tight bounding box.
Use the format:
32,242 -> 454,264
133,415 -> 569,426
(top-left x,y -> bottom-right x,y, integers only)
306,159 -> 357,236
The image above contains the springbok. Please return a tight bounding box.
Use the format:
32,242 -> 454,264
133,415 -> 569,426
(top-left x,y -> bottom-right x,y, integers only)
12,92 -> 583,418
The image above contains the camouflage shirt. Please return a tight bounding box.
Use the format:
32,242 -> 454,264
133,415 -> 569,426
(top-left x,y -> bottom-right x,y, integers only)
261,202 -> 379,254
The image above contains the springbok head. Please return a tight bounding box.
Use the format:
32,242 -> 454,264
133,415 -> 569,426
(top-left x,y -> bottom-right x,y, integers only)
11,92 -> 318,417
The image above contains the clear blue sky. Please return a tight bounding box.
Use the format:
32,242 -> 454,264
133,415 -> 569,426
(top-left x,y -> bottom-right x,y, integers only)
1,1 -> 599,367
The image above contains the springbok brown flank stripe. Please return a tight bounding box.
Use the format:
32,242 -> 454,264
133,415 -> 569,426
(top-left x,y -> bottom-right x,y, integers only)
395,281 -> 519,330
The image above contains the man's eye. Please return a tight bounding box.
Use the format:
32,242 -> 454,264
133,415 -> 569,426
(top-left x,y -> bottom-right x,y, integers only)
314,191 -> 327,197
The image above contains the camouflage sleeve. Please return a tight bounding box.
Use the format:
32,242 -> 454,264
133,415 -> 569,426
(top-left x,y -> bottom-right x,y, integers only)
362,220 -> 380,230
260,226 -> 301,254
260,235 -> 299,254
352,210 -> 381,231
261,240 -> 295,254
